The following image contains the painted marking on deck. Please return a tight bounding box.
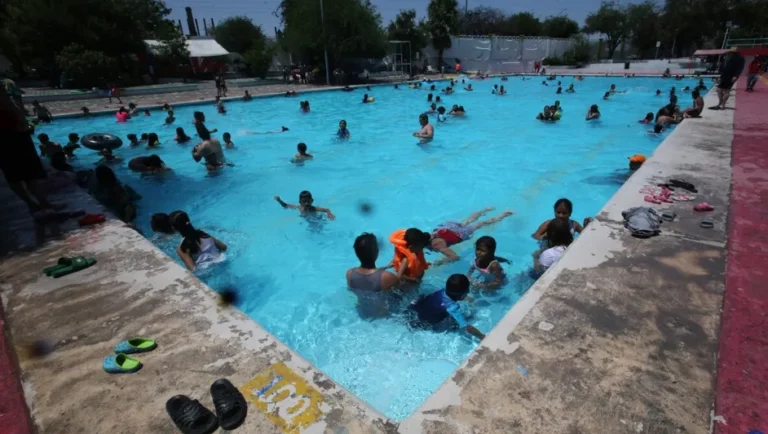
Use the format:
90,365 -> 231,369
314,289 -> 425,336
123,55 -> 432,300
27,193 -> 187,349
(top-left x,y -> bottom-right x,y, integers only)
240,362 -> 325,433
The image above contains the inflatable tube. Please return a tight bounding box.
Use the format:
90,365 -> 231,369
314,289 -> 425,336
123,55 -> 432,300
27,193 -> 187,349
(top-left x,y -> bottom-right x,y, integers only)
81,133 -> 123,151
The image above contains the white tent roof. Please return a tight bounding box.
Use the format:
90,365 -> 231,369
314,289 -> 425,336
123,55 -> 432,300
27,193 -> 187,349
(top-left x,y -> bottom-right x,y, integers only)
144,38 -> 229,58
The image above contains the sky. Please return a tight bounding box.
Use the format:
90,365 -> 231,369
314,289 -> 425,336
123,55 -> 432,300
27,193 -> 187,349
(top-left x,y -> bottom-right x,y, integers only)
164,0 -> 649,37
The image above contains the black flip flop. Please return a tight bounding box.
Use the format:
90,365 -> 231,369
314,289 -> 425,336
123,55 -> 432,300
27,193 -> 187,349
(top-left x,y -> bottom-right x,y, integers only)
708,106 -> 721,110
166,395 -> 219,434
211,379 -> 247,430
669,179 -> 698,193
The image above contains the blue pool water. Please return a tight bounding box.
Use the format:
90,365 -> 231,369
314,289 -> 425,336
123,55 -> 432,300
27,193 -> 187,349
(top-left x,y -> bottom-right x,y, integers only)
38,75 -> 699,420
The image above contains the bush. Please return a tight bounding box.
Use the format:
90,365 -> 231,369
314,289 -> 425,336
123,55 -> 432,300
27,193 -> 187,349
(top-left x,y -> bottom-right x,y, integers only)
242,40 -> 274,79
55,44 -> 118,88
542,56 -> 565,66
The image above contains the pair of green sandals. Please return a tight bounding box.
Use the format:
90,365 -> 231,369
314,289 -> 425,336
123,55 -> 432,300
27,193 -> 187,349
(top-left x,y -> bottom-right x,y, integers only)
43,256 -> 97,278
103,338 -> 158,374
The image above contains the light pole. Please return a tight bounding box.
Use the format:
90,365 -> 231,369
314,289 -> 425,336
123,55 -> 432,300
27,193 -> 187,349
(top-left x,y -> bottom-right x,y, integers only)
320,0 -> 330,85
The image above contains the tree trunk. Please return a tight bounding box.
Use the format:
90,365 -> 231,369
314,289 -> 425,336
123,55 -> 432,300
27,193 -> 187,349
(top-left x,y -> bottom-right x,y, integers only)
607,40 -> 620,60
437,49 -> 444,72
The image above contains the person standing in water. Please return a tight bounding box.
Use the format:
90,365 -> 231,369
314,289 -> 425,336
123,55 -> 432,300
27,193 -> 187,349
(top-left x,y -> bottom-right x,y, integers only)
346,233 -> 401,318
413,113 -> 433,143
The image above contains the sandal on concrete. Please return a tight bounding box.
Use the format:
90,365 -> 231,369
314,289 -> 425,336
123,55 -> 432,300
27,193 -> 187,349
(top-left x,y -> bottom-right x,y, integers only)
211,379 -> 247,430
166,395 -> 219,434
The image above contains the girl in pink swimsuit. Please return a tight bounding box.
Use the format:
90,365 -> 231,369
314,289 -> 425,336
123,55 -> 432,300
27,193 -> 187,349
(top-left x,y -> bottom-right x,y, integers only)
467,236 -> 509,290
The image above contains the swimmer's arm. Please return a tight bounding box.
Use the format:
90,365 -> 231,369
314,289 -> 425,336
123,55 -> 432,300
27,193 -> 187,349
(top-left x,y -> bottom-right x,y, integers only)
572,220 -> 585,234
465,325 -> 486,340
532,220 -> 550,240
316,206 -> 335,220
212,237 -> 228,252
432,246 -> 459,266
176,246 -> 196,271
274,196 -> 299,210
397,258 -> 417,281
380,271 -> 400,291
475,263 -> 504,290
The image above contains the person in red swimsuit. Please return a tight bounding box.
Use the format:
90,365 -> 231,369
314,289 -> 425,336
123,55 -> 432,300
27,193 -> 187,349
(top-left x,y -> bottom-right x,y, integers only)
429,207 -> 514,266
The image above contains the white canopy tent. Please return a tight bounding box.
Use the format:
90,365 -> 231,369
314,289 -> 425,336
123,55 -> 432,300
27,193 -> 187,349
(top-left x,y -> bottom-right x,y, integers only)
144,38 -> 229,58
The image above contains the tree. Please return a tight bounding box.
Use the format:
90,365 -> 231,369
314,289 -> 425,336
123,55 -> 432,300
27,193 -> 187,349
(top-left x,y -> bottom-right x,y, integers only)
504,12 -> 541,36
278,0 -> 387,74
55,44 -> 118,87
459,6 -> 506,35
541,16 -> 579,38
387,9 -> 428,61
626,2 -> 660,58
584,2 -> 628,59
427,0 -> 460,68
213,16 -> 268,55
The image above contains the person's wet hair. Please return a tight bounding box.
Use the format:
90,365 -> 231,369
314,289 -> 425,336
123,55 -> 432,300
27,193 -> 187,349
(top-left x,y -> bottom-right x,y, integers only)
193,111 -> 205,121
148,154 -> 163,168
297,142 -> 307,154
427,93 -> 433,101
173,212 -> 208,256
546,217 -> 574,247
692,90 -> 700,98
148,132 -> 159,146
438,106 -> 446,114
299,190 -> 313,203
419,113 -> 428,124
404,228 -> 430,248
176,127 -> 185,136
127,133 -> 137,141
554,198 -> 573,214
38,133 -> 49,142
644,112 -> 654,121
445,274 -> 470,301
140,133 -> 148,140
68,133 -> 79,142
654,124 -> 663,133
353,233 -> 379,266
590,104 -> 599,113
475,235 -> 510,263
95,165 -> 118,186
223,132 -> 231,140
151,213 -> 174,234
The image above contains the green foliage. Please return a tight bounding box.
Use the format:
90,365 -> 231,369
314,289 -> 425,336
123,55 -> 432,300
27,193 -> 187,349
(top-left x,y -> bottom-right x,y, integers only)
583,2 -> 628,59
278,0 -> 387,72
625,2 -> 660,59
243,40 -> 275,79
542,35 -> 591,65
427,0 -> 460,66
213,16 -> 268,55
459,7 -> 507,35
503,12 -> 542,36
0,0 -> 182,81
55,44 -> 118,87
541,16 -> 579,39
387,9 -> 429,61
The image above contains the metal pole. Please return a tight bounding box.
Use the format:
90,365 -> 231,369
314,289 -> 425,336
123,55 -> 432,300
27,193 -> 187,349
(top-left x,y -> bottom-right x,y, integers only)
465,0 -> 468,14
320,0 -> 331,86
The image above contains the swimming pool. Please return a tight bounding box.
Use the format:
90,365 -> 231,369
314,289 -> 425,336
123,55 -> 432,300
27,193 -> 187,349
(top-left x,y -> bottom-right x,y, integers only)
38,75 -> 699,420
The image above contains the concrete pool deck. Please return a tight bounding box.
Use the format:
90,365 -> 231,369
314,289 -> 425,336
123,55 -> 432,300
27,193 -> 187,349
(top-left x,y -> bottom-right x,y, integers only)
0,81 -> 760,434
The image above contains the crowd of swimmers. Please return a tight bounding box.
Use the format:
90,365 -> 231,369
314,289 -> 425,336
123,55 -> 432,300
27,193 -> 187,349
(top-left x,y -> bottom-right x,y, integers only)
32,71 -> 710,342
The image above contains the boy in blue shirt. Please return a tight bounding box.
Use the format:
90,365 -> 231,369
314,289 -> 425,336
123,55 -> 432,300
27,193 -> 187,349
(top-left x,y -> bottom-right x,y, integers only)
408,274 -> 485,340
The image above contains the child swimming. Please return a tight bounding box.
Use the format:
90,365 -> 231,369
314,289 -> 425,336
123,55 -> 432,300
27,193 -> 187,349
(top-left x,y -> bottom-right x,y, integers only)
147,132 -> 160,148
173,212 -> 227,271
407,274 -> 485,340
535,217 -> 573,274
467,236 -> 508,290
300,100 -> 311,112
127,134 -> 140,147
333,119 -> 350,139
532,198 -> 587,241
390,228 -> 431,283
274,191 -> 335,220
437,106 -> 447,123
639,112 -> 654,124
222,132 -> 234,148
175,127 -> 191,143
428,207 -> 514,265
292,142 -> 313,162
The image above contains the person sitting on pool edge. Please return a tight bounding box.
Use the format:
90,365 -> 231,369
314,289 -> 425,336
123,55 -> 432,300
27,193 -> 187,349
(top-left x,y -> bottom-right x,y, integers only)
347,233 -> 401,319
407,274 -> 485,340
292,142 -> 313,163
173,212 -> 227,271
413,113 -> 434,144
32,100 -> 53,123
337,120 -> 350,139
128,154 -> 170,174
80,107 -> 91,117
586,104 -> 600,120
683,89 -> 704,118
222,132 -> 235,148
428,207 -> 514,265
274,190 -> 335,220
175,128 -> 191,143
390,228 -> 430,284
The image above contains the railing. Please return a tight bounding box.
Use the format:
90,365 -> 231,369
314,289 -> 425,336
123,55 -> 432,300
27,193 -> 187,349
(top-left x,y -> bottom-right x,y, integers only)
726,37 -> 768,48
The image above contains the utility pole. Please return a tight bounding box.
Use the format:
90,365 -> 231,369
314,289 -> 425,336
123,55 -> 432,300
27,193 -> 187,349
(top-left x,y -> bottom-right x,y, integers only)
320,0 -> 331,85
465,0 -> 468,14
